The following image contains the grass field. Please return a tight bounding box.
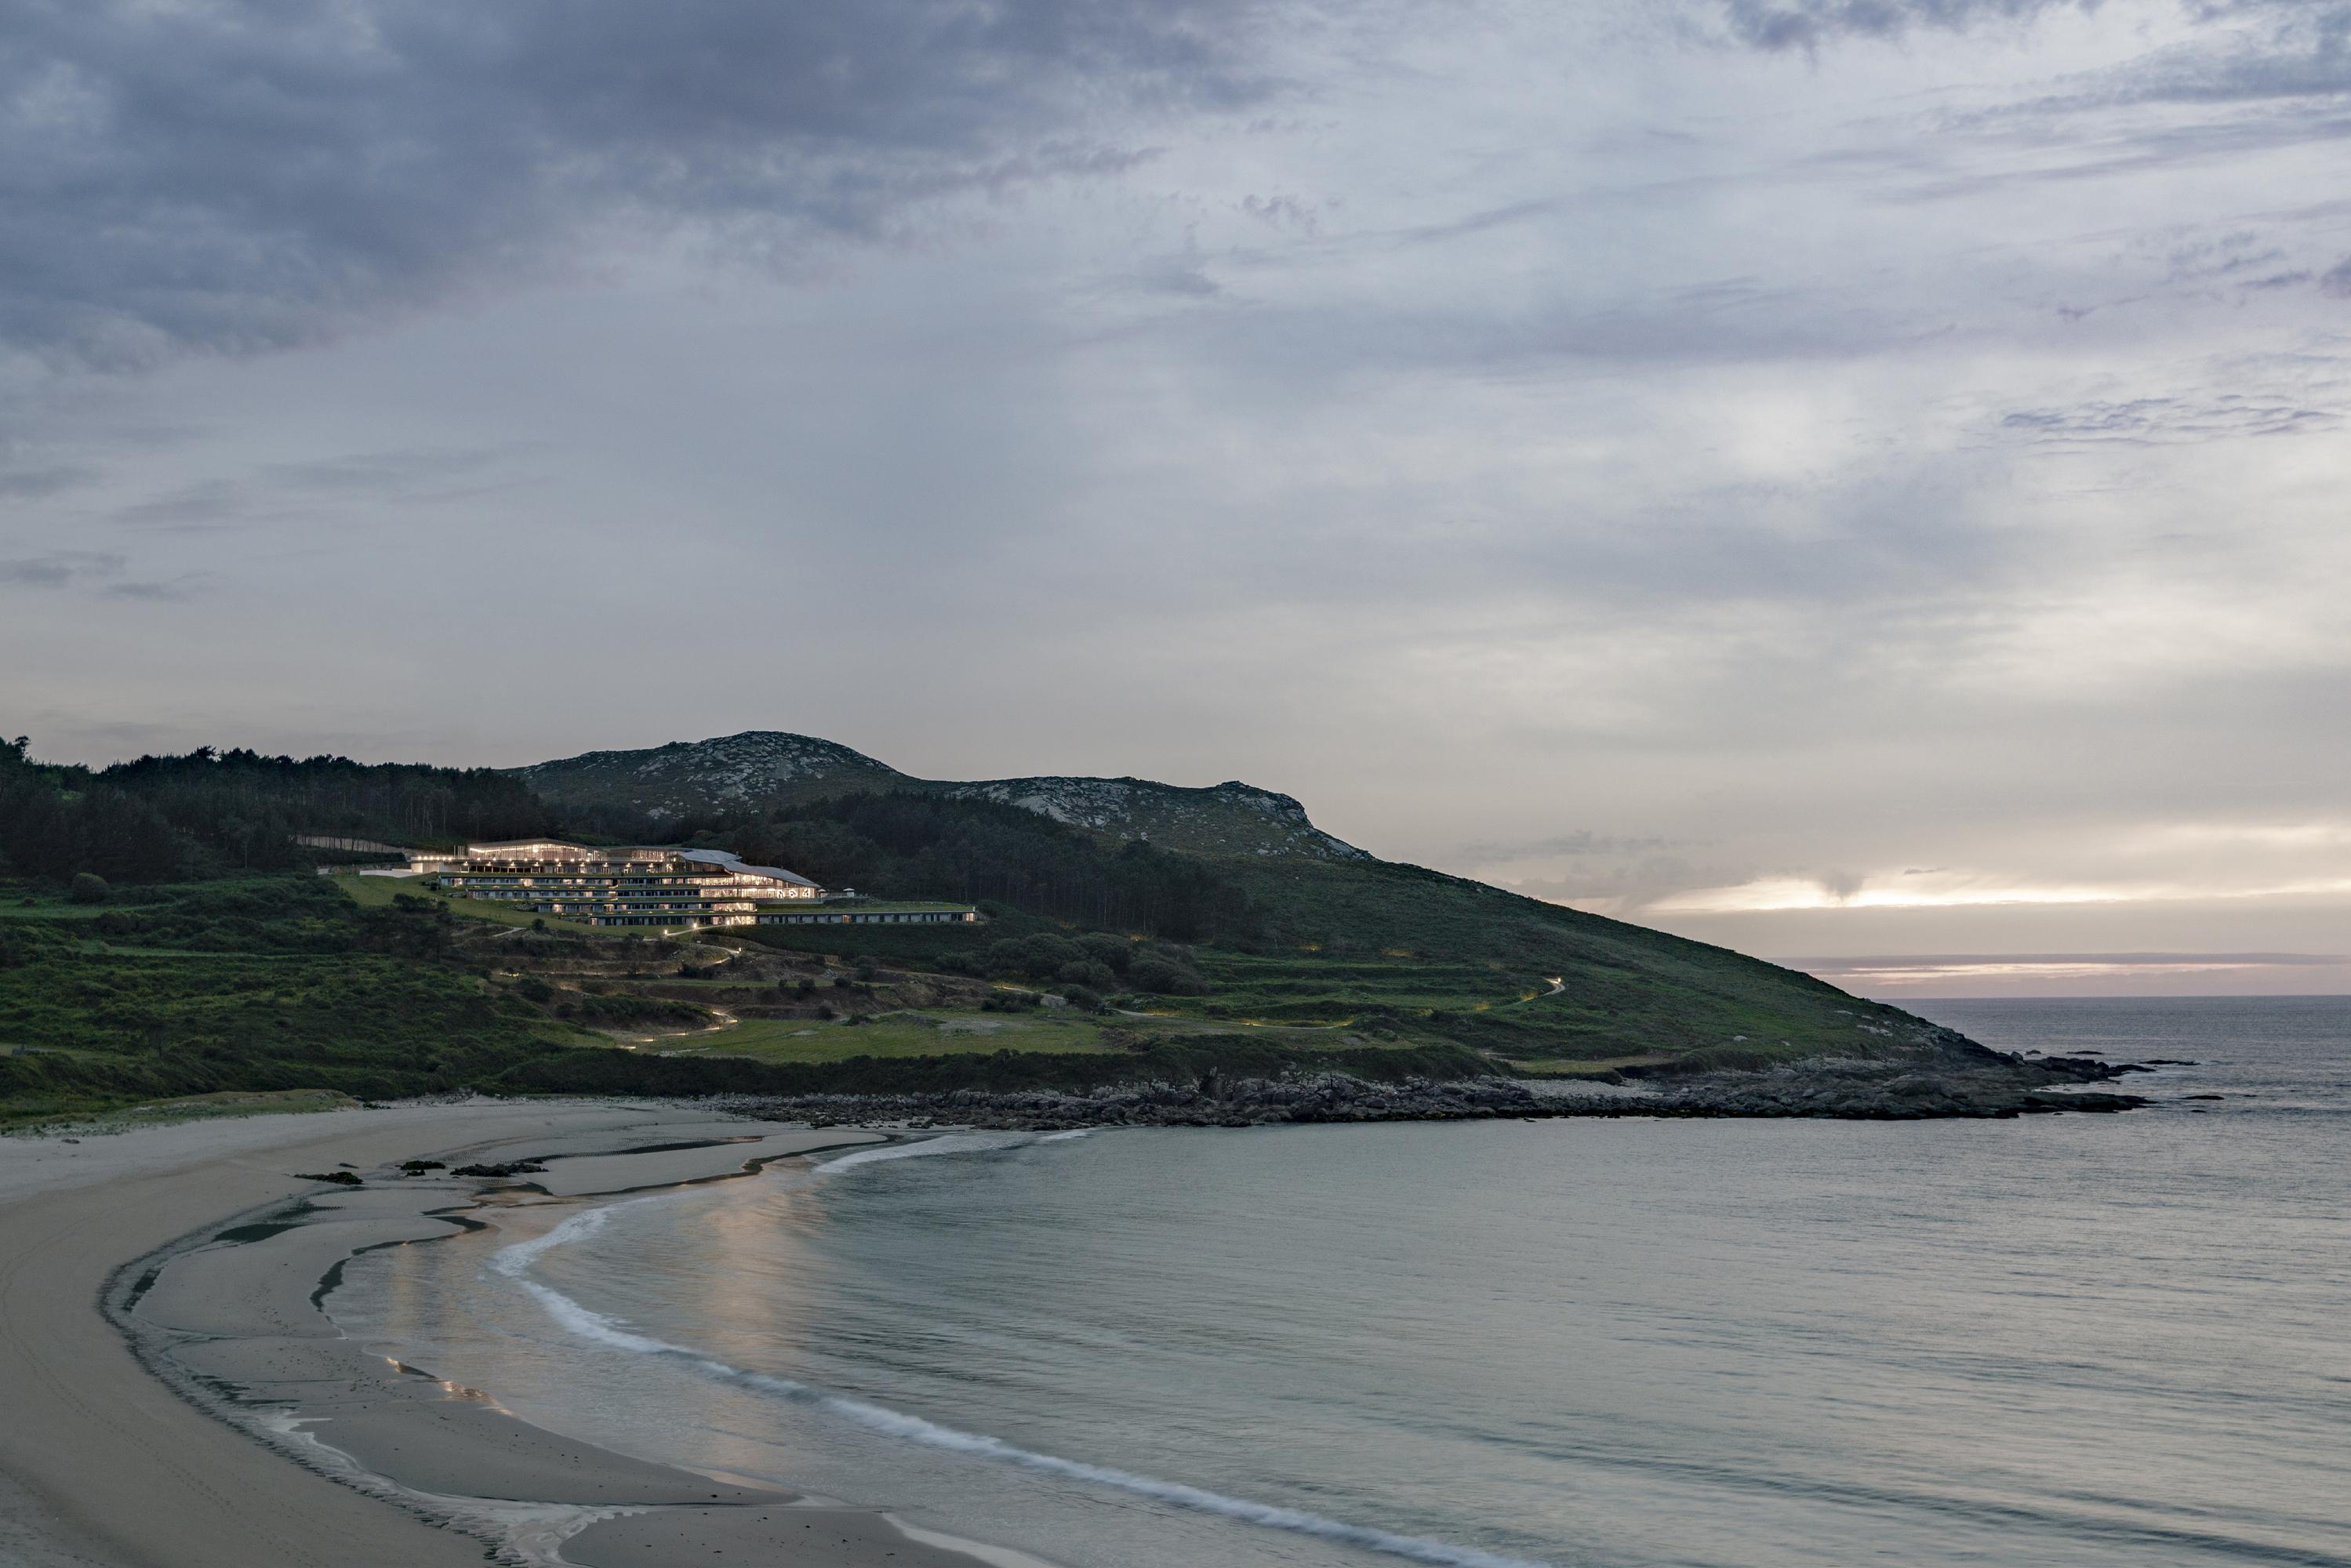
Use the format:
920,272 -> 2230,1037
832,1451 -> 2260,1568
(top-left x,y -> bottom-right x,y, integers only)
663,1011 -> 1125,1064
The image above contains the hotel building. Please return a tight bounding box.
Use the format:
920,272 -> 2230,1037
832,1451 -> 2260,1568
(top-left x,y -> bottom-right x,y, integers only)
402,840 -> 823,928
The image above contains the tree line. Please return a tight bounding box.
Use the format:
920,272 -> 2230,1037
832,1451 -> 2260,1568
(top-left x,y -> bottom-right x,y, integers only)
0,738 -> 552,884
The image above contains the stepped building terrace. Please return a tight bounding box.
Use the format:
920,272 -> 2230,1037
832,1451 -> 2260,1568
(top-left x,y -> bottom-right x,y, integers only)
402,840 -> 822,927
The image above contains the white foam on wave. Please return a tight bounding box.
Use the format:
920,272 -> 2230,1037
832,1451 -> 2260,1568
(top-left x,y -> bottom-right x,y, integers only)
499,1221 -> 1558,1568
812,1131 -> 1035,1175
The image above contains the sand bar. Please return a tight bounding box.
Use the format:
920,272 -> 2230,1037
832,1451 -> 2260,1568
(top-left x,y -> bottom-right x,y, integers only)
0,1098 -> 1000,1568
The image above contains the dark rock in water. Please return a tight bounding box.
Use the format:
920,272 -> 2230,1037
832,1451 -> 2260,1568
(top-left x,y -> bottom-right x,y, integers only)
2181,1093 -> 2226,1102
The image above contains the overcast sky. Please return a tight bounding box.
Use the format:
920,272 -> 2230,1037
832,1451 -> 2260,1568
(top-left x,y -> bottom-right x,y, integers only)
5,0 -> 2347,995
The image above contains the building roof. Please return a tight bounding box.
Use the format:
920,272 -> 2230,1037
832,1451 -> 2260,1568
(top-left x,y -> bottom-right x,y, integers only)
444,841 -> 821,888
677,848 -> 821,888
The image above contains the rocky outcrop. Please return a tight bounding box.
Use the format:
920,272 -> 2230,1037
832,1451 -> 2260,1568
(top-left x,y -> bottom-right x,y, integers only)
939,776 -> 1368,859
721,1048 -> 2150,1130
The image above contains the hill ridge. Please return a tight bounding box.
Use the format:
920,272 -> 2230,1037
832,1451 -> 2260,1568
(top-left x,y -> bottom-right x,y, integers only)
511,731 -> 1369,861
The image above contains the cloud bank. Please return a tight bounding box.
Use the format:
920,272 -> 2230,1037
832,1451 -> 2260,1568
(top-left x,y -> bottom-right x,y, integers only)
0,0 -> 1274,365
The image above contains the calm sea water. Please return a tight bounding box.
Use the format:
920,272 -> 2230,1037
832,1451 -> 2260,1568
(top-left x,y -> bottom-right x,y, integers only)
341,996 -> 2351,1568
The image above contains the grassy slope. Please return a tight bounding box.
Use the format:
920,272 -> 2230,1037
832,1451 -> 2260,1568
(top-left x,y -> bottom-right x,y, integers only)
1204,857 -> 1913,1068
0,877 -> 594,1124
708,856 -> 1920,1071
332,872 -> 606,933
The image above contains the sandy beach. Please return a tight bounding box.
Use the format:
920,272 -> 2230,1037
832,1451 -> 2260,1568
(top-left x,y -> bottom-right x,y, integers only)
0,1098 -> 1003,1568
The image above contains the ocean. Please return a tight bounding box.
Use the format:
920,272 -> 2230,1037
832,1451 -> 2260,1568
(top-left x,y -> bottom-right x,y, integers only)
336,996 -> 2351,1568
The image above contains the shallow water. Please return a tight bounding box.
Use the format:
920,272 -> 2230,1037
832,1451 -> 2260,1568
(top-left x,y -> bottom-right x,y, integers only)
338,996 -> 2351,1568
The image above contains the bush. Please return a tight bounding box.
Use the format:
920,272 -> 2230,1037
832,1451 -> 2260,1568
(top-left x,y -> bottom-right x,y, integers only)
1062,985 -> 1106,1012
1129,956 -> 1209,996
69,872 -> 111,905
515,975 -> 555,1004
1077,934 -> 1132,973
1056,958 -> 1117,992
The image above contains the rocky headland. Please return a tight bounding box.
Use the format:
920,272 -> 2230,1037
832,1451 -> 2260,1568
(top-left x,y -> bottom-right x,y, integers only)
723,1036 -> 2154,1131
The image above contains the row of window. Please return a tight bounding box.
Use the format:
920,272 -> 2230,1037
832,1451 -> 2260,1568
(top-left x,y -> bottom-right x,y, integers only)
757,910 -> 976,924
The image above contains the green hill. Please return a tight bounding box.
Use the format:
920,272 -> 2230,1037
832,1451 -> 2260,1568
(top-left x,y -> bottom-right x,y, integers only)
510,733 -> 1946,1073
0,730 -> 1973,1123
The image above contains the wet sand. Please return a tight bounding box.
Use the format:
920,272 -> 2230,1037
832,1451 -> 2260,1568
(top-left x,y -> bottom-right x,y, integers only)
0,1100 -> 1002,1568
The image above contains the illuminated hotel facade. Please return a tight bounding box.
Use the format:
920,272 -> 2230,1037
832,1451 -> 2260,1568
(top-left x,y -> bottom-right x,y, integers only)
403,840 -> 823,928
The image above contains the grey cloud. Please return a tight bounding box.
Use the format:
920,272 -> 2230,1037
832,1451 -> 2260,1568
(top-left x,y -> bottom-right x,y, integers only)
111,479 -> 265,532
1999,396 -> 2338,444
102,574 -> 206,601
264,447 -> 523,492
1719,0 -> 2084,51
2,0 -> 1281,365
1136,262 -> 1223,298
0,550 -> 127,586
2322,257 -> 2351,296
1510,855 -> 1750,909
0,464 -> 97,499
111,445 -> 540,531
1461,829 -> 1690,859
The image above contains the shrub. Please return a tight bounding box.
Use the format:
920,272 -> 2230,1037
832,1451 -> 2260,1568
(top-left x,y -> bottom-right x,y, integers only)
1077,934 -> 1132,973
1056,959 -> 1117,992
69,872 -> 111,905
1062,985 -> 1105,1011
1129,956 -> 1208,996
515,976 -> 554,1004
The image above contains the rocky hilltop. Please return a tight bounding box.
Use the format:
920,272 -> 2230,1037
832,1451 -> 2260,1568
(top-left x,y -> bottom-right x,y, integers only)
940,777 -> 1367,860
513,731 -> 1367,858
511,732 -> 903,818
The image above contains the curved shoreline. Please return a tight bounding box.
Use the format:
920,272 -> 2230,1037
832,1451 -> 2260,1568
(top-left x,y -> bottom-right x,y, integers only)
0,1100 -> 1008,1568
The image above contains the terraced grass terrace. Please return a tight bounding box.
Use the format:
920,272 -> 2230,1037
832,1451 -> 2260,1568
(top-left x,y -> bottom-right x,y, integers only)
332,872 -> 605,934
